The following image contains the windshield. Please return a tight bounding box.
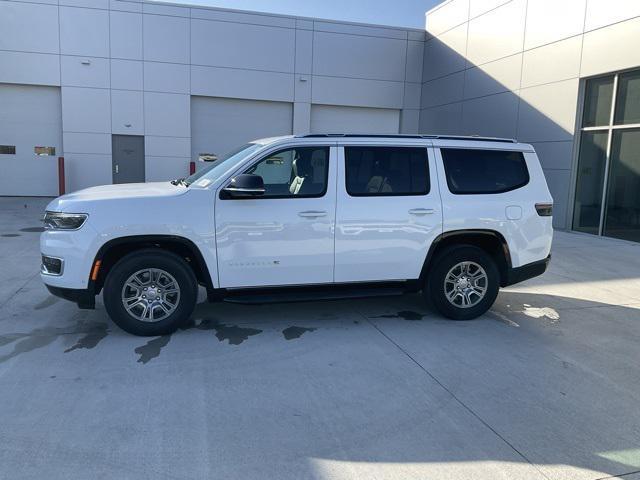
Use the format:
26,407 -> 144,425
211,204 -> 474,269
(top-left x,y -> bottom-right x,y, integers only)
183,143 -> 263,187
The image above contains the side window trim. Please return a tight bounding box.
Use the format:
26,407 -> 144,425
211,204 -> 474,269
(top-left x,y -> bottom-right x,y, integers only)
342,145 -> 431,197
221,145 -> 331,200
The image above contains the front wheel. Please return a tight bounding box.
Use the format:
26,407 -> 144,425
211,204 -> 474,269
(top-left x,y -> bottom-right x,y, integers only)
103,249 -> 198,336
426,245 -> 499,320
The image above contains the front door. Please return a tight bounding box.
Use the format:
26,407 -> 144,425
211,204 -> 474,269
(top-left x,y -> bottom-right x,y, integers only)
112,135 -> 145,184
334,143 -> 443,282
215,144 -> 337,288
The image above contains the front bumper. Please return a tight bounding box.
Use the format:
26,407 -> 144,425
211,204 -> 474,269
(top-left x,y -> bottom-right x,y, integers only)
45,284 -> 95,309
503,255 -> 550,287
40,225 -> 99,290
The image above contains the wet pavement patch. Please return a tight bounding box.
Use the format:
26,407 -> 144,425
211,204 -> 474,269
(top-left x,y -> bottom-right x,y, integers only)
34,296 -> 60,310
1,233 -> 20,237
182,317 -> 218,332
373,310 -> 426,321
282,326 -> 317,340
214,324 -> 262,345
20,226 -> 45,233
0,322 -> 109,364
64,324 -> 109,353
133,318 -> 264,364
135,335 -> 172,364
184,317 -> 263,345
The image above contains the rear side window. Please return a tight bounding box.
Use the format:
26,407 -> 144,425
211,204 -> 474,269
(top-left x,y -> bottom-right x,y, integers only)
345,146 -> 429,196
441,148 -> 529,194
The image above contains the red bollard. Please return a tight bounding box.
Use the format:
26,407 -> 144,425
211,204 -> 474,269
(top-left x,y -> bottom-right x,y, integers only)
189,161 -> 196,175
58,157 -> 65,196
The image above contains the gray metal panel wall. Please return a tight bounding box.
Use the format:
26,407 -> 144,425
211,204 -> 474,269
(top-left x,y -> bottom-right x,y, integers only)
420,0 -> 640,229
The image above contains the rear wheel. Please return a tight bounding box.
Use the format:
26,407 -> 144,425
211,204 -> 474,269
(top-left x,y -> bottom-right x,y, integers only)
426,245 -> 499,320
103,249 -> 197,336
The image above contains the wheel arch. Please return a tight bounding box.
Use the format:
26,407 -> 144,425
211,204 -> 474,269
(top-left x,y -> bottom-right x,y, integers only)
420,229 -> 513,287
90,235 -> 215,294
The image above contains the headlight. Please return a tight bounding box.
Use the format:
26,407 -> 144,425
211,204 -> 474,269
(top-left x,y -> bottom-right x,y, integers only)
43,211 -> 88,230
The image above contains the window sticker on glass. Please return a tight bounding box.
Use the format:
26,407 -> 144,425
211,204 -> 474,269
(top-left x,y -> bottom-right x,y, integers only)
35,146 -> 56,156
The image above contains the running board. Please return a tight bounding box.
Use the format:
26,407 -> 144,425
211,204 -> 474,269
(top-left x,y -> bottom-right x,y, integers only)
221,283 -> 410,305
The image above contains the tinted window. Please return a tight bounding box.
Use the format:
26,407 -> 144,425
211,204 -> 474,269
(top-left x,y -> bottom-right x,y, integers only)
0,145 -> 16,155
441,148 -> 529,194
583,76 -> 614,127
614,70 -> 640,125
345,147 -> 429,196
34,146 -> 55,156
244,146 -> 329,198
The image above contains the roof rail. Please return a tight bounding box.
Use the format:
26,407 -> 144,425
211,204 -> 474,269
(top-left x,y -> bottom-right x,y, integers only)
296,133 -> 517,143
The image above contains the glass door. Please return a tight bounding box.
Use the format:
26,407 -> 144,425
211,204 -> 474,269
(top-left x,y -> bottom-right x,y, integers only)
603,128 -> 640,242
573,69 -> 640,242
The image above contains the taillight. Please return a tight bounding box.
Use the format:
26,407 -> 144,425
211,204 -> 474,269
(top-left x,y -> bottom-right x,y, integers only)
535,203 -> 553,216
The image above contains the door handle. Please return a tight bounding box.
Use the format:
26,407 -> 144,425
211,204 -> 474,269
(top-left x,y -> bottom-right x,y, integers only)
298,210 -> 327,218
408,208 -> 435,216
115,164 -> 119,174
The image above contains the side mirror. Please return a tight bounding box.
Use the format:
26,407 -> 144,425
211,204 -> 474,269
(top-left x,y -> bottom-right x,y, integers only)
222,174 -> 265,198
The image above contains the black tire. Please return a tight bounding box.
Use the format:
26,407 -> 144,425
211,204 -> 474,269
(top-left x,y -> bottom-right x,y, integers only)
426,245 -> 499,320
103,249 -> 198,336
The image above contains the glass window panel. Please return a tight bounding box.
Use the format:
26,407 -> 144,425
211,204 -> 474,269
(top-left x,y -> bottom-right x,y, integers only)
198,153 -> 218,162
582,76 -> 614,127
440,148 -> 528,195
244,146 -> 329,198
572,131 -> 608,235
614,70 -> 640,125
34,146 -> 55,156
345,147 -> 429,196
603,128 -> 640,242
0,145 -> 16,154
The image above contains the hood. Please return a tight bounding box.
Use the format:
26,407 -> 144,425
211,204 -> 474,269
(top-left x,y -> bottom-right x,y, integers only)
47,182 -> 188,212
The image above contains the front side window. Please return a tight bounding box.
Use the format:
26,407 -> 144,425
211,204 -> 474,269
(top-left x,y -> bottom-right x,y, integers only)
243,146 -> 329,198
344,146 -> 429,196
441,148 -> 529,195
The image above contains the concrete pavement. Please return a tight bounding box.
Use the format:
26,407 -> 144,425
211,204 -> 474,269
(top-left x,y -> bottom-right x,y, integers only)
0,197 -> 639,480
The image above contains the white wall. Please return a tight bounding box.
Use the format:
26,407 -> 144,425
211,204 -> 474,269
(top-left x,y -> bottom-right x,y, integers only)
0,0 -> 426,194
420,0 -> 640,229
310,105 -> 400,134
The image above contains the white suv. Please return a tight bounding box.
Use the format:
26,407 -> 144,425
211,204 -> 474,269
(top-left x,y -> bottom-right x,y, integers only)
40,134 -> 553,336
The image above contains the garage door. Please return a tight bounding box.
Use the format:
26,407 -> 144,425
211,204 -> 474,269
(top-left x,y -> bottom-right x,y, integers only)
191,97 -> 293,165
0,84 -> 62,196
310,105 -> 400,134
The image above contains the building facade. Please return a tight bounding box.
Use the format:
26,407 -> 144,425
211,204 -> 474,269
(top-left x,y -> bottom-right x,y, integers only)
421,0 -> 640,240
1,0 -> 639,241
0,0 -> 425,196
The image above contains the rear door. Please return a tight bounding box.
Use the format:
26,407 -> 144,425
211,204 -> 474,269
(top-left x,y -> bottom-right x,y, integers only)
334,142 -> 443,282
